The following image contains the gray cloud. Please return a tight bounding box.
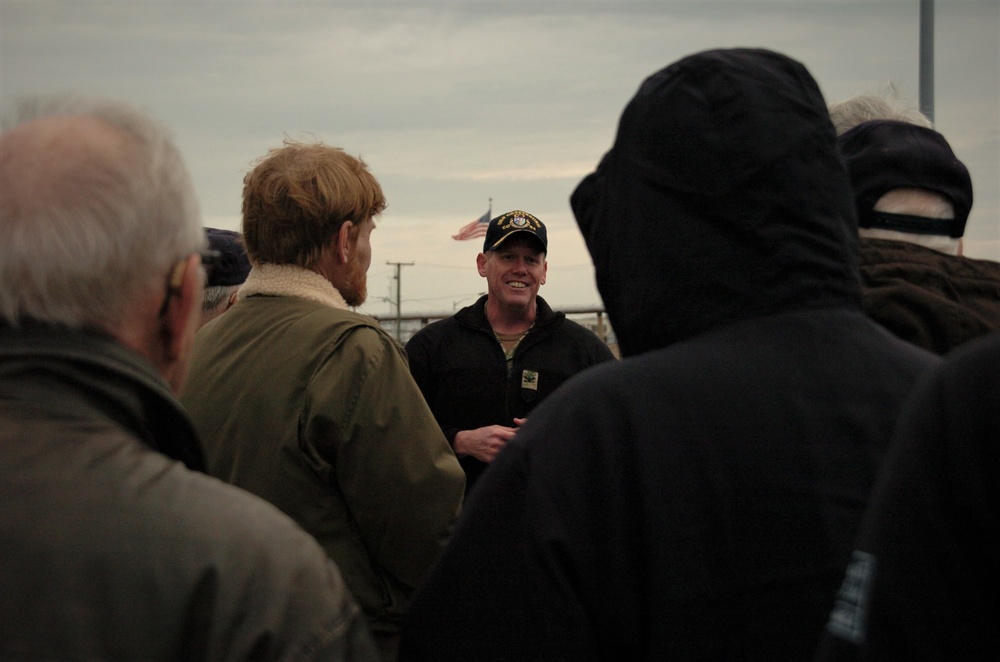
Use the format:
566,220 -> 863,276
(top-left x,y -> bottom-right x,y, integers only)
2,0 -> 996,317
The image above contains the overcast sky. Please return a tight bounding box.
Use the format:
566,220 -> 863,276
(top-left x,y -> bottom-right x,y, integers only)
2,0 -> 997,318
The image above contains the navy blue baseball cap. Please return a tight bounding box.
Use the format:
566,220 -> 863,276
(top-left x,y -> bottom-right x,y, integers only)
204,228 -> 251,287
483,210 -> 548,253
838,120 -> 973,238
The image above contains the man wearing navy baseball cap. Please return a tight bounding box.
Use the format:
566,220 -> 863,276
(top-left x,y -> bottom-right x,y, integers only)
838,119 -> 1000,354
201,228 -> 251,327
405,209 -> 615,494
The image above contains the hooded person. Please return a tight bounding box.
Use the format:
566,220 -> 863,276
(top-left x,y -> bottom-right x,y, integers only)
397,48 -> 938,661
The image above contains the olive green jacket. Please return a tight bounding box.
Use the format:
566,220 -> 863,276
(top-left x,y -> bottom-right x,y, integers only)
182,265 -> 465,637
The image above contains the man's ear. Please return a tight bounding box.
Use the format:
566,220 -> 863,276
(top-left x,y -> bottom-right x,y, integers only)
476,252 -> 488,277
158,253 -> 204,394
162,254 -> 202,360
336,221 -> 355,264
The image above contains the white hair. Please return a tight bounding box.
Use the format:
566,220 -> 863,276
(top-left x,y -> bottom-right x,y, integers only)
828,82 -> 933,136
0,96 -> 204,330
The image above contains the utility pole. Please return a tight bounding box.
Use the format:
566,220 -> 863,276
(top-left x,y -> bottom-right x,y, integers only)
387,261 -> 413,342
919,0 -> 935,124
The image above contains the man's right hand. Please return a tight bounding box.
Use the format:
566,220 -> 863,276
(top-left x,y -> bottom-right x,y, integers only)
453,425 -> 519,463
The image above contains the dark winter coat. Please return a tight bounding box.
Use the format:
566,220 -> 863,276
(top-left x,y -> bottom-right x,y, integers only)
0,322 -> 377,661
860,237 -> 1000,355
398,48 -> 939,662
818,331 -> 1000,660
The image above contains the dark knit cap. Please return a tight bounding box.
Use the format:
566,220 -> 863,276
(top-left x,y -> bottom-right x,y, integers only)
205,228 -> 251,287
838,120 -> 973,238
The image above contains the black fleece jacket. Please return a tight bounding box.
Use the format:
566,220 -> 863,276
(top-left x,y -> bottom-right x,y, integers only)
405,294 -> 615,492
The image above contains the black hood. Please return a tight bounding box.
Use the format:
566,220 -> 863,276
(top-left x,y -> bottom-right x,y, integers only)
571,48 -> 862,358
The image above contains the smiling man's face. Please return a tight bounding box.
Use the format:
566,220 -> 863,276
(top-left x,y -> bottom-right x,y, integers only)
477,234 -> 547,310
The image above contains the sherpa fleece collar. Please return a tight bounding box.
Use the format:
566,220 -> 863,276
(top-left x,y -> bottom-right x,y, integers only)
237,263 -> 349,310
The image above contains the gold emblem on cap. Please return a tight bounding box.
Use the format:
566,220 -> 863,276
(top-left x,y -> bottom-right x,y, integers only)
497,210 -> 541,231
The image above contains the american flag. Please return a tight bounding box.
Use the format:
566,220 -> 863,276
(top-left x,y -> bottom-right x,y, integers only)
452,210 -> 491,241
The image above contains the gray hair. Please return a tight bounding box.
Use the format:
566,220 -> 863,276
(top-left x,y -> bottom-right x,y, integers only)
0,96 -> 204,330
828,83 -> 934,136
202,284 -> 239,315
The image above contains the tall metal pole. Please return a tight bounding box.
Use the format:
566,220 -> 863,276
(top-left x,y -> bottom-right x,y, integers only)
919,0 -> 935,124
387,261 -> 413,342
